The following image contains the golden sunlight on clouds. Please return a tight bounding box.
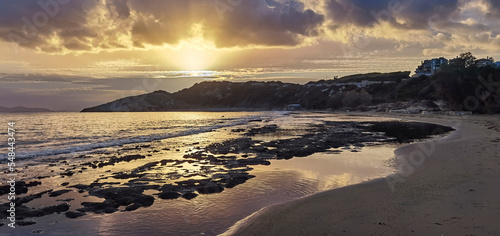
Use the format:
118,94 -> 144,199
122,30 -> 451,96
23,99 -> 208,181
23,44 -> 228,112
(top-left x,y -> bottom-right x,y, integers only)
166,24 -> 220,71
172,47 -> 217,71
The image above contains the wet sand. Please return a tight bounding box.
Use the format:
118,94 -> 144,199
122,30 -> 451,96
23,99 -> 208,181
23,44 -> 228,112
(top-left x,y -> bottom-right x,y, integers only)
227,113 -> 500,236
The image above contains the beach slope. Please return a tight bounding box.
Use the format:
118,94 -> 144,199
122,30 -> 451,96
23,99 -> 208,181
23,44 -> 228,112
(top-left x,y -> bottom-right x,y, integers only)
228,114 -> 500,236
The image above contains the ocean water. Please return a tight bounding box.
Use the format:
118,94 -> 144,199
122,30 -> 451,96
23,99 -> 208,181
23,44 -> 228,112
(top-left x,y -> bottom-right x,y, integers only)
0,112 -> 398,236
0,112 -> 278,160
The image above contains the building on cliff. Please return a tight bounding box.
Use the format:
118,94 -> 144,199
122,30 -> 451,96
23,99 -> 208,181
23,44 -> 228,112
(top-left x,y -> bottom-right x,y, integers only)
414,57 -> 449,77
475,57 -> 495,67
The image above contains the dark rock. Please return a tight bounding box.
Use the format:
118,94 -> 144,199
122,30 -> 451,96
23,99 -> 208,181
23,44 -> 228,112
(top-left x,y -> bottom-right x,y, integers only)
65,211 -> 86,218
15,190 -> 52,205
276,152 -> 293,159
362,121 -> 454,143
132,161 -> 160,173
214,173 -> 256,188
111,172 -> 145,179
26,181 -> 42,187
120,154 -> 146,162
136,195 -> 155,207
252,146 -> 267,153
60,171 -> 74,177
3,203 -> 71,220
48,189 -> 72,197
206,138 -> 254,154
0,181 -> 29,196
125,203 -> 141,211
39,203 -> 70,215
182,192 -> 198,200
17,220 -> 37,226
246,124 -> 279,136
69,184 -> 90,190
226,158 -> 271,168
158,191 -> 181,200
176,179 -> 207,188
79,200 -> 119,214
196,182 -> 224,194
78,187 -> 155,213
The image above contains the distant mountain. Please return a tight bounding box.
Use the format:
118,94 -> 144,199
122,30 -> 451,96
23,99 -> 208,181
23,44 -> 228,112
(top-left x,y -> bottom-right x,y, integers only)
0,106 -> 52,112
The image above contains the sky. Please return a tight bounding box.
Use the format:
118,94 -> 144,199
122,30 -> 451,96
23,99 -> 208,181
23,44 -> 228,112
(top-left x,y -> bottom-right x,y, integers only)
1,0 -> 500,111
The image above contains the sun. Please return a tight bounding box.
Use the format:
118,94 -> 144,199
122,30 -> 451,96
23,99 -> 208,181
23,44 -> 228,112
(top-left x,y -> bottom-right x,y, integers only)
177,47 -> 214,71
167,24 -> 220,71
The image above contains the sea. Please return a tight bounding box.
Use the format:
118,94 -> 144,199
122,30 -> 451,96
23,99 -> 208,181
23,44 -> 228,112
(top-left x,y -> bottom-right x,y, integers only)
0,112 -> 281,160
0,112 -> 397,236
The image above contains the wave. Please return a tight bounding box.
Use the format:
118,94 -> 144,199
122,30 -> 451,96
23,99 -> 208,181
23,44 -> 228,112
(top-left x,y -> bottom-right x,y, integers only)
0,114 -> 280,160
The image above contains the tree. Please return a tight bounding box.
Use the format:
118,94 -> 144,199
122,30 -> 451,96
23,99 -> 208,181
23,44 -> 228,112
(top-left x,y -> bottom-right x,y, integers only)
460,52 -> 476,68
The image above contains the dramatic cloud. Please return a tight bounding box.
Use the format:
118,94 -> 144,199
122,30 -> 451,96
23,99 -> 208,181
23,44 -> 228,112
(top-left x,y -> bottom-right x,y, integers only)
0,0 -> 324,52
0,0 -> 499,56
324,0 -> 500,56
485,0 -> 500,18
203,0 -> 324,47
325,0 -> 461,29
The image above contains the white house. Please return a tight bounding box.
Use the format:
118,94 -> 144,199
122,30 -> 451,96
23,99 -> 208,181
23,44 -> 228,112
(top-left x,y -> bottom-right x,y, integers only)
287,104 -> 302,110
415,57 -> 448,77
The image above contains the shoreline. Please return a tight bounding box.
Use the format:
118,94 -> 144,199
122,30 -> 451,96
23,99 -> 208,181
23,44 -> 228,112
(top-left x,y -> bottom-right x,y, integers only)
225,113 -> 500,236
0,112 -> 467,234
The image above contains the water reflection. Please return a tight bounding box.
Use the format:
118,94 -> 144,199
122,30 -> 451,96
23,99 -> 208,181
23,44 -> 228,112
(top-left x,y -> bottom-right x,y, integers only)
81,145 -> 397,236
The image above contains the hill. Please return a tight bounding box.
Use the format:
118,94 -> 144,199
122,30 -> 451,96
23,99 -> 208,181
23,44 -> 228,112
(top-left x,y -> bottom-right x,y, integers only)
81,90 -> 174,112
0,106 -> 52,112
81,68 -> 500,113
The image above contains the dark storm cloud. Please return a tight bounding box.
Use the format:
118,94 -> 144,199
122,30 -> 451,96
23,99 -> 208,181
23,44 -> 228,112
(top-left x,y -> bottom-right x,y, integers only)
0,0 -> 324,52
485,0 -> 500,18
203,0 -> 324,47
326,0 -> 461,29
0,0 -> 97,51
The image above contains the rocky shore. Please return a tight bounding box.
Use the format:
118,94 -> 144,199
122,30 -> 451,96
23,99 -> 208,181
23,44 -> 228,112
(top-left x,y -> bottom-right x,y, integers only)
0,112 -> 454,233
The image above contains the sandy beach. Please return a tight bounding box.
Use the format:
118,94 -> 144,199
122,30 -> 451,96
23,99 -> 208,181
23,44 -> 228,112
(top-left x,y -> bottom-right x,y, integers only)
227,113 -> 500,236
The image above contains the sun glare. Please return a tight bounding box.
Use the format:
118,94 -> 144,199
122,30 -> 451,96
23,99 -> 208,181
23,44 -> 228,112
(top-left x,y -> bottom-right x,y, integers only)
168,24 -> 220,71
176,47 -> 213,71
